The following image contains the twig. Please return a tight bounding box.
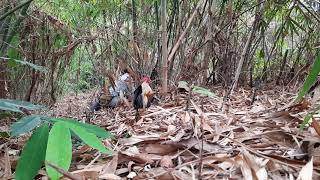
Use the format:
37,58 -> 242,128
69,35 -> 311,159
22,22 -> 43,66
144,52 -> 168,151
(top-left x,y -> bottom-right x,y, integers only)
297,0 -> 320,24
84,152 -> 101,169
0,0 -> 34,21
185,84 -> 192,111
45,161 -> 82,180
198,99 -> 204,180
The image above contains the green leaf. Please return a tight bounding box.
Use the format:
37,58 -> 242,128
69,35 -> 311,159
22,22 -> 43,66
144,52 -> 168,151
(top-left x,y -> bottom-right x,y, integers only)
66,122 -> 112,154
15,123 -> 49,180
10,115 -> 44,137
50,118 -> 113,138
13,59 -> 48,73
0,112 -> 12,120
0,99 -> 46,112
300,105 -> 320,129
0,101 -> 23,113
192,86 -> 216,97
300,114 -> 312,130
8,58 -> 18,68
45,122 -> 72,180
296,54 -> 320,101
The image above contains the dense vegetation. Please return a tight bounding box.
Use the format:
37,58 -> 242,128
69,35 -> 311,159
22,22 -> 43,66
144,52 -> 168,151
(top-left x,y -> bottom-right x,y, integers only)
1,0 -> 319,104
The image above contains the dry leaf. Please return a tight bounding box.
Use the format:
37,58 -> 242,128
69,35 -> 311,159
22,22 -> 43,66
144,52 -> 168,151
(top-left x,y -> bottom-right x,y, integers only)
242,148 -> 268,180
99,173 -> 121,180
235,154 -> 253,180
101,153 -> 119,174
311,118 -> 320,137
144,144 -> 178,155
160,155 -> 174,168
297,157 -> 313,180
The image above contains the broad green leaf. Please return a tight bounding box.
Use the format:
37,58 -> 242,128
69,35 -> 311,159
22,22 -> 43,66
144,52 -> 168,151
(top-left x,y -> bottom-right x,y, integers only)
13,59 -> 48,73
296,54 -> 320,101
16,123 -> 49,180
192,86 -> 216,97
50,118 -> 113,138
66,122 -> 112,154
0,99 -> 46,111
10,115 -> 44,137
45,122 -> 72,180
0,101 -> 23,113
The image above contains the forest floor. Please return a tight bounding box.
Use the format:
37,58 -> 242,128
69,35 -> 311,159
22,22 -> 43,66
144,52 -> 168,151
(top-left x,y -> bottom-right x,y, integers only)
3,85 -> 320,179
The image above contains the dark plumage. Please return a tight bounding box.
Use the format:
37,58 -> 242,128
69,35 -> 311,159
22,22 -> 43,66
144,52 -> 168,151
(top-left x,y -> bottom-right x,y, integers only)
133,85 -> 151,110
90,100 -> 101,112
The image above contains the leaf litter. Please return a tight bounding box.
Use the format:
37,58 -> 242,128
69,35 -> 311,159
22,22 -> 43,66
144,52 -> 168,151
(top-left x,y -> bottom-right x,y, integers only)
1,86 -> 320,179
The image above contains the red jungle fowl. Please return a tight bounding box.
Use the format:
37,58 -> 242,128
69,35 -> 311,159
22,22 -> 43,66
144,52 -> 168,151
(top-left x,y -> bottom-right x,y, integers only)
133,76 -> 154,119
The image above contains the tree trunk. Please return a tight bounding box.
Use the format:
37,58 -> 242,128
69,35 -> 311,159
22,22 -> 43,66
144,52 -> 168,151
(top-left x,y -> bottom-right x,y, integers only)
131,0 -> 140,72
276,49 -> 288,85
161,0 -> 168,94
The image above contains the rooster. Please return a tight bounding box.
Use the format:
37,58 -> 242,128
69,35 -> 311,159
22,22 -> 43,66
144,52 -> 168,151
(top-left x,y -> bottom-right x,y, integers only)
133,76 -> 154,119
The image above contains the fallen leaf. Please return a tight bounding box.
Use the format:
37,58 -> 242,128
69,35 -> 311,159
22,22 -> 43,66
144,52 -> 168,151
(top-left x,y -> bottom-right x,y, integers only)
101,153 -> 118,174
160,155 -> 174,168
144,144 -> 178,155
297,157 -> 313,180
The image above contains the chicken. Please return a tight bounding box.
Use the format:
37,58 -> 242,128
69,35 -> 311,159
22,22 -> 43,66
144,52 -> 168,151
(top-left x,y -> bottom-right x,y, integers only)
133,76 -> 154,119
90,71 -> 131,111
108,73 -> 131,108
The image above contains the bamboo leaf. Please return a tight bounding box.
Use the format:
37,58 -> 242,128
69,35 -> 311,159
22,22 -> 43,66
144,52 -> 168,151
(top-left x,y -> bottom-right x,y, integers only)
45,122 -> 72,180
10,115 -> 44,137
67,123 -> 112,154
13,59 -> 48,73
0,99 -> 46,112
192,86 -> 216,97
51,118 -> 113,138
15,123 -> 49,180
0,101 -> 22,113
296,54 -> 320,101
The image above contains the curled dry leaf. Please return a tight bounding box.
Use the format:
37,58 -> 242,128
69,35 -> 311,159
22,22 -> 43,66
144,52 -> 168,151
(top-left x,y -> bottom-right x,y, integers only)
160,155 -> 174,168
144,143 -> 178,155
262,130 -> 296,148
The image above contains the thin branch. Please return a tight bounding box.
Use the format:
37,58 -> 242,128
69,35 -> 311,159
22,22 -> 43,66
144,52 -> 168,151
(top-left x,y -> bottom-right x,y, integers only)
167,0 -> 203,63
297,0 -> 320,24
45,161 -> 82,180
0,0 -> 34,21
